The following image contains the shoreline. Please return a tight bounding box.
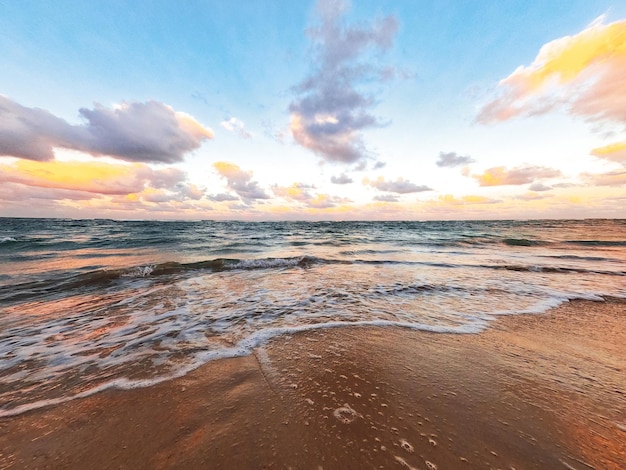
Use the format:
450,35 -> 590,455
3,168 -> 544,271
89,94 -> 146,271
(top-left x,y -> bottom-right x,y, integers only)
1,298 -> 625,469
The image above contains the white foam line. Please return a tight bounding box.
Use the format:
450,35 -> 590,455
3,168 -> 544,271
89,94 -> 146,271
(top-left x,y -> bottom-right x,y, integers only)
0,318 -> 487,418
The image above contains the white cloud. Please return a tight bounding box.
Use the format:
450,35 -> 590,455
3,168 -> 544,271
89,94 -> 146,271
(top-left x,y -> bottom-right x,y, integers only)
221,117 -> 252,139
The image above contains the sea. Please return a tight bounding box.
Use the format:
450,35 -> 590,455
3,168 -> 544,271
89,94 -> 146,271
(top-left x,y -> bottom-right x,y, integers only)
1,218 -> 625,417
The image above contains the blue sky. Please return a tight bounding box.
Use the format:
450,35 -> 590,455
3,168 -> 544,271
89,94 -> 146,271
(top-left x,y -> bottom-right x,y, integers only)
1,0 -> 625,220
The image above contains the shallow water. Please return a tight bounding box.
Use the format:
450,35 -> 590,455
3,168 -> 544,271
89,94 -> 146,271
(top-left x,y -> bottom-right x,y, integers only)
1,218 -> 625,416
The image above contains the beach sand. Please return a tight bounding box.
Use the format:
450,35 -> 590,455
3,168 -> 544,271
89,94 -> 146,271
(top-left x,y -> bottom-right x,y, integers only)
1,299 -> 625,469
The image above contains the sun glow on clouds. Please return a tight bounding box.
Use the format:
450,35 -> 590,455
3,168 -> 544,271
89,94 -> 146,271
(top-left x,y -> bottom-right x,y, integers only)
0,159 -> 151,194
1,3 -> 625,220
0,158 -> 208,215
478,16 -> 626,175
471,15 -> 626,213
478,17 -> 626,124
473,166 -> 562,187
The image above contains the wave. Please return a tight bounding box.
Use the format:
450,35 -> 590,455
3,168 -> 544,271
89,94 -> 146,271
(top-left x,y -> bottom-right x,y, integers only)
565,240 -> 626,247
0,256 -> 324,304
502,238 -> 543,247
0,317 -> 487,418
485,264 -> 625,276
540,254 -> 620,262
3,252 -> 624,305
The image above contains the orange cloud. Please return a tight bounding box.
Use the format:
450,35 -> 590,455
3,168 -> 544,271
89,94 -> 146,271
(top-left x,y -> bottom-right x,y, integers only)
478,17 -> 626,124
0,159 -> 205,207
272,183 -> 349,209
0,159 -> 150,194
473,166 -> 561,186
213,161 -> 269,202
583,169 -> 626,186
437,194 -> 501,205
272,183 -> 314,202
591,141 -> 626,165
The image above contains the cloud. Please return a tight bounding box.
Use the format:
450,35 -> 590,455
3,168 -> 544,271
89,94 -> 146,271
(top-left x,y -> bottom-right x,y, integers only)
0,159 -> 204,206
583,169 -> 626,186
273,182 -> 349,209
364,176 -> 432,193
0,159 -> 151,195
306,194 -> 348,209
146,168 -> 187,189
591,141 -> 626,165
436,151 -> 476,168
0,96 -> 213,163
176,183 -> 205,201
528,182 -> 553,192
437,194 -> 502,205
330,173 -> 353,184
0,181 -> 98,202
373,194 -> 398,202
208,192 -> 240,202
272,183 -> 315,202
373,161 -> 386,169
288,0 -> 398,164
514,192 -> 551,201
213,161 -> 270,202
477,17 -> 626,126
221,117 -> 252,139
473,165 -> 561,186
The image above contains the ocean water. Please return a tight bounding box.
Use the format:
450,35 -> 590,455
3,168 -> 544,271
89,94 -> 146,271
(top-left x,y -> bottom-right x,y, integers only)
1,218 -> 625,416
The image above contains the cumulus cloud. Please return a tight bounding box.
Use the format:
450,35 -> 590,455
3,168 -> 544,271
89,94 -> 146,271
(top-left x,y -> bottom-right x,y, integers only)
272,183 -> 315,202
273,182 -> 348,209
213,161 -> 270,202
473,166 -> 561,186
176,183 -> 205,201
477,17 -> 626,134
307,194 -> 349,209
289,0 -> 398,164
364,176 -> 432,194
330,173 -> 353,184
146,168 -> 187,189
221,117 -> 252,139
0,96 -> 213,163
436,151 -> 476,168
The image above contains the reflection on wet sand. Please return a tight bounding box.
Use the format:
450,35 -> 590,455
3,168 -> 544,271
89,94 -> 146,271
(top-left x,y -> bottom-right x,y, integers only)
1,299 -> 624,469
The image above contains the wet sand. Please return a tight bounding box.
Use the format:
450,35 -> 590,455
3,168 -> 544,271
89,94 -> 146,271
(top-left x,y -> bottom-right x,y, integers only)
1,299 -> 625,469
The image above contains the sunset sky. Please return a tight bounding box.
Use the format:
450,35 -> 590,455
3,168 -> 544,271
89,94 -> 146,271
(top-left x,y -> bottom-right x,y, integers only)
1,0 -> 625,220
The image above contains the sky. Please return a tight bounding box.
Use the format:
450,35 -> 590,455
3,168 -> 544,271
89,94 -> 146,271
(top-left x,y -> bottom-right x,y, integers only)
1,0 -> 626,221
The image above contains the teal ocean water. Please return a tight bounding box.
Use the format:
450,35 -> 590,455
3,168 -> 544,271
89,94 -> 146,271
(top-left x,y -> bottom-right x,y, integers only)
1,218 -> 625,416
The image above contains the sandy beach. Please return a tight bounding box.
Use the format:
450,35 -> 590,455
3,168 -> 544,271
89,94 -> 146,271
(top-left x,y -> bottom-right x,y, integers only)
1,298 -> 625,469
